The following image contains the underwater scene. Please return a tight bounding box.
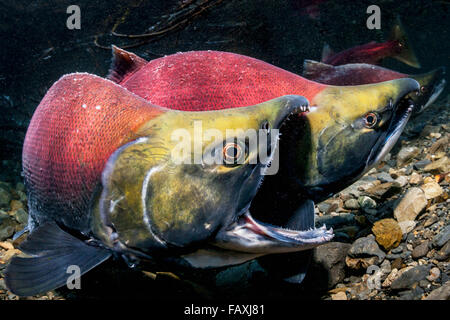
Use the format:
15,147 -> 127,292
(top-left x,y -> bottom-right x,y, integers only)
0,0 -> 449,304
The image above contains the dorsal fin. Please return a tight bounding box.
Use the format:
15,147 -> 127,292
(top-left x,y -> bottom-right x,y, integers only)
107,45 -> 148,84
302,59 -> 335,79
321,43 -> 334,62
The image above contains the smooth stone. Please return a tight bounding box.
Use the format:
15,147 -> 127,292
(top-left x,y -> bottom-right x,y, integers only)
364,182 -> 402,201
429,135 -> 449,154
395,176 -> 409,188
424,156 -> 450,174
420,182 -> 444,200
317,202 -> 331,213
313,242 -> 351,289
412,240 -> 430,259
394,187 -> 427,222
376,172 -> 394,183
424,281 -> 450,300
0,217 -> 16,241
391,245 -> 404,254
409,172 -> 423,185
372,219 -> 403,251
426,267 -> 441,282
358,196 -> 376,210
396,146 -> 420,167
391,265 -> 432,290
315,213 -> 355,229
0,187 -> 11,208
424,215 -> 439,228
391,258 -> 404,270
413,159 -> 431,170
13,208 -> 28,225
432,225 -> 450,248
398,286 -> 424,300
434,240 -> 450,261
398,221 -> 417,235
400,250 -> 412,259
343,199 -> 360,210
348,234 -> 386,261
331,291 -> 347,300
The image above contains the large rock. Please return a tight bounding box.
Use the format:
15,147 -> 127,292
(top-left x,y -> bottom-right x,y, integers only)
372,219 -> 403,251
411,240 -> 430,259
409,172 -> 423,185
433,225 -> 450,248
398,221 -> 417,234
423,156 -> 450,174
420,182 -> 444,200
435,240 -> 450,261
313,242 -> 351,288
0,187 -> 11,208
396,146 -> 420,167
343,199 -> 359,210
0,216 -> 16,241
424,281 -> 450,300
429,135 -> 449,153
391,265 -> 432,290
358,196 -> 376,210
365,182 -> 402,200
394,187 -> 427,222
348,235 -> 385,258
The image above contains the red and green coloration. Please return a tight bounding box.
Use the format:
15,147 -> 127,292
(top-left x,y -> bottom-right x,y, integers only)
109,47 -> 327,110
303,60 -> 446,114
320,22 -> 421,68
23,73 -> 165,232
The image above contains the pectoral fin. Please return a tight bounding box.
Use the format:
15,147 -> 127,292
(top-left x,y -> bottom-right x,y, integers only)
4,223 -> 111,297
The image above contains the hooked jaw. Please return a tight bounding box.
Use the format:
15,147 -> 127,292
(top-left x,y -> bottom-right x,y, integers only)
367,84 -> 419,168
213,211 -> 333,254
212,95 -> 333,256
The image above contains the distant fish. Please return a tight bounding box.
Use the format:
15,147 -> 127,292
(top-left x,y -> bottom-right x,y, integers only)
303,59 -> 446,114
290,0 -> 328,20
321,19 -> 421,68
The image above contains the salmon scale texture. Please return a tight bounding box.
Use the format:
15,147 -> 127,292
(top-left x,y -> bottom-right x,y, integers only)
121,51 -> 327,110
23,74 -> 164,232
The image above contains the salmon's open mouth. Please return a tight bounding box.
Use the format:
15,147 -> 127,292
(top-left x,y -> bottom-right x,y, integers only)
212,99 -> 333,255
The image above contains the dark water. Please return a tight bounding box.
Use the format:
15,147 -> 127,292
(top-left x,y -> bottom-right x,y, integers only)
0,0 -> 448,300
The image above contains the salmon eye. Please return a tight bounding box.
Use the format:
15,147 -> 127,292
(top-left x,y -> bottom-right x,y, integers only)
364,112 -> 378,128
420,86 -> 427,93
223,142 -> 243,165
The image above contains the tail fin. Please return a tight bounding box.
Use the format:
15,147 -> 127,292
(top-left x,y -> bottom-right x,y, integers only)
303,59 -> 335,79
390,17 -> 421,68
4,223 -> 111,297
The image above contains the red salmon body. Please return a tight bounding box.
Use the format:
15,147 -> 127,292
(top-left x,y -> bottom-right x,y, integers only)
322,40 -> 400,66
115,50 -> 328,110
320,21 -> 420,68
23,73 -> 165,232
303,60 -> 407,85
